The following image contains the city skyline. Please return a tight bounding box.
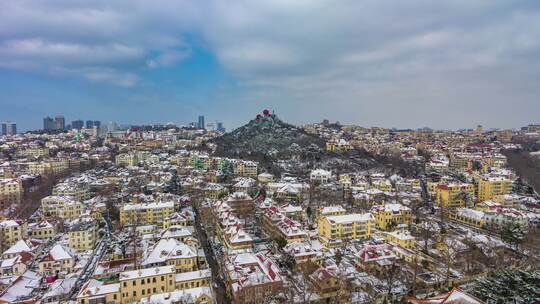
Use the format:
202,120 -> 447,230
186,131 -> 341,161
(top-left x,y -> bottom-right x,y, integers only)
1,111 -> 539,133
1,1 -> 540,131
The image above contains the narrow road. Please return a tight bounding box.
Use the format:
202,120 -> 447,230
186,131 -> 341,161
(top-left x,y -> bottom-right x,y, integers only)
68,216 -> 112,301
193,203 -> 229,304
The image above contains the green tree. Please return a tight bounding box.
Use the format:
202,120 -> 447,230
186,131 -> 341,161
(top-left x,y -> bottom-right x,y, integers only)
500,221 -> 526,250
275,237 -> 287,250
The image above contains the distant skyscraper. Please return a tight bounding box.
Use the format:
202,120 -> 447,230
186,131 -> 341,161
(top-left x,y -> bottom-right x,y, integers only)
198,115 -> 205,129
86,120 -> 94,128
72,120 -> 84,129
1,122 -> 16,135
43,116 -> 55,131
93,121 -> 101,129
217,122 -> 225,132
54,115 -> 65,130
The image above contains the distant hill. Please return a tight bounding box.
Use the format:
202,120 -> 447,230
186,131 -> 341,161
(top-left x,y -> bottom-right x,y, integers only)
212,111 -> 324,159
211,110 -> 379,175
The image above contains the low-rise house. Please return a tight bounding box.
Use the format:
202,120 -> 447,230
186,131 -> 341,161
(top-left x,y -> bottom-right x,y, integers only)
38,244 -> 76,276
383,230 -> 416,249
2,239 -> 39,260
0,252 -> 32,276
310,169 -> 332,184
139,287 -> 214,304
484,206 -> 528,228
283,241 -> 321,266
449,208 -> 485,228
141,238 -> 207,273
41,277 -> 77,304
308,266 -> 347,302
356,241 -> 398,275
226,252 -> 283,304
0,271 -> 41,304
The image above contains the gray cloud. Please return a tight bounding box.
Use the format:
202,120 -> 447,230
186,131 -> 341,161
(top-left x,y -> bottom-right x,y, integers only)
0,0 -> 539,127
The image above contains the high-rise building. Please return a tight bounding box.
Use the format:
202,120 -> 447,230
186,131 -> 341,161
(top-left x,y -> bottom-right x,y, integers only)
72,120 -> 84,129
217,122 -> 225,132
93,120 -> 101,129
86,120 -> 94,129
54,116 -> 65,130
198,115 -> 205,129
43,116 -> 55,131
1,122 -> 16,135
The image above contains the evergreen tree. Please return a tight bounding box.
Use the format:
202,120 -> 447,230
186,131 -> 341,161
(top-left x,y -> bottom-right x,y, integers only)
500,221 -> 526,250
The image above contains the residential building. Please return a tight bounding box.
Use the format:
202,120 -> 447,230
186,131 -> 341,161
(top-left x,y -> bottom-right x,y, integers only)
383,230 -> 416,249
118,266 -> 176,303
141,238 -> 207,273
119,201 -> 175,225
52,182 -> 91,201
38,244 -> 76,276
310,169 -> 332,183
115,153 -> 139,167
225,252 -> 283,304
139,286 -> 214,304
68,220 -> 98,251
318,205 -> 346,219
356,241 -> 398,275
0,178 -> 22,209
28,220 -> 58,239
0,220 -> 28,251
484,206 -> 528,228
234,161 -> 258,178
449,208 -> 485,228
0,251 -> 31,277
262,205 -> 308,244
1,122 -> 16,135
371,203 -> 412,230
41,196 -> 83,220
318,213 -> 374,248
436,183 -> 475,208
477,176 -> 512,201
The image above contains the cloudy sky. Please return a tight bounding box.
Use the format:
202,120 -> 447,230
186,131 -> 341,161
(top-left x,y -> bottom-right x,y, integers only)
1,0 -> 539,131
